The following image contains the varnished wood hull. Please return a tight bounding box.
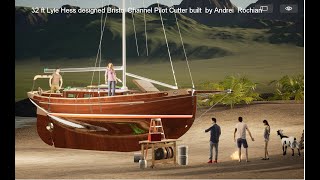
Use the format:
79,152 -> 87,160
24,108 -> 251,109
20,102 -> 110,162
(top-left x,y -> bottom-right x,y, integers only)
30,90 -> 197,152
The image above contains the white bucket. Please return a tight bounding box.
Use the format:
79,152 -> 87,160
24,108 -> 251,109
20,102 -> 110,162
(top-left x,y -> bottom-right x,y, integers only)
139,159 -> 147,169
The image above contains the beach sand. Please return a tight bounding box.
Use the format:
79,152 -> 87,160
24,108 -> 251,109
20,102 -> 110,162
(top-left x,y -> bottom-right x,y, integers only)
15,102 -> 304,179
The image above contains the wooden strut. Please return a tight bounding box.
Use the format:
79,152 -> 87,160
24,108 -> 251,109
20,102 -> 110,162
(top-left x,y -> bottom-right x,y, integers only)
139,139 -> 178,168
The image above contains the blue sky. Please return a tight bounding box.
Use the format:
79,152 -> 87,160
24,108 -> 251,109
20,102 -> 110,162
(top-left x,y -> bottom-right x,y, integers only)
15,0 -> 256,9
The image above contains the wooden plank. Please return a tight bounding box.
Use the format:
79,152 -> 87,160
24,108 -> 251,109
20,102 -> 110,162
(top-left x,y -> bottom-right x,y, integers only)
132,79 -> 160,92
139,139 -> 180,144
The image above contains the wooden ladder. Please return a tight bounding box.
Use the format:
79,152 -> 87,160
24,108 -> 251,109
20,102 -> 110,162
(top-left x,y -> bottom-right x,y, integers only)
149,118 -> 166,140
144,118 -> 166,160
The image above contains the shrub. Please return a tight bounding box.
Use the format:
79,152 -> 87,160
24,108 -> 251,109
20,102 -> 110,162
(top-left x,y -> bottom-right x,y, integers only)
204,75 -> 260,108
270,74 -> 304,101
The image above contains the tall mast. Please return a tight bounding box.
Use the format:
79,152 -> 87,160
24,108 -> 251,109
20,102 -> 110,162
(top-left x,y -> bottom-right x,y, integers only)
121,0 -> 127,90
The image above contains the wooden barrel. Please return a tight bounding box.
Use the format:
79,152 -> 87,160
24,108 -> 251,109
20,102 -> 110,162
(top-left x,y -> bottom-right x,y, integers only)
166,147 -> 172,159
165,147 -> 174,159
169,147 -> 174,158
154,147 -> 169,160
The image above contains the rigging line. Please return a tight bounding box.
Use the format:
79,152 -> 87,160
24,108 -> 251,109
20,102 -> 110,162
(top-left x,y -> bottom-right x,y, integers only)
170,0 -> 195,89
130,0 -> 140,56
90,0 -> 110,87
98,0 -> 111,108
90,0 -> 110,112
156,0 -> 178,88
143,0 -> 149,56
98,0 -> 103,97
97,0 -> 111,89
194,93 -> 230,123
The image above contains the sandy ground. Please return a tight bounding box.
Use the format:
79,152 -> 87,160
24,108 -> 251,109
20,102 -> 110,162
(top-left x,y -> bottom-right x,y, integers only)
15,102 -> 304,179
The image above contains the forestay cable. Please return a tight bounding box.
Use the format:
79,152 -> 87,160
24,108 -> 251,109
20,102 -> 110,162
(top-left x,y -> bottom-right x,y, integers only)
143,0 -> 149,56
130,0 -> 140,56
170,0 -> 195,89
195,93 -> 230,123
156,0 -> 178,88
90,0 -> 110,87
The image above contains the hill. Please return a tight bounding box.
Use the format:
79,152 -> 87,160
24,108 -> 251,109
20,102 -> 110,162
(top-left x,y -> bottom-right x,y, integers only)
15,5 -> 231,61
15,1 -> 303,61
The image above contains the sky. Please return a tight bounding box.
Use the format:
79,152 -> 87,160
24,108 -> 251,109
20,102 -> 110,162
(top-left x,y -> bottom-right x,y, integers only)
15,0 -> 257,9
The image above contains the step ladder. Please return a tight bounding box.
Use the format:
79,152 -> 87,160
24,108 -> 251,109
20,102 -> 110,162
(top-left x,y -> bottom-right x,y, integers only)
144,118 -> 166,159
148,118 -> 166,140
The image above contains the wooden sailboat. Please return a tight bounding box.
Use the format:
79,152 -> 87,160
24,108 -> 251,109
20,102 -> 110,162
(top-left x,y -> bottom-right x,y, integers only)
27,0 -> 227,152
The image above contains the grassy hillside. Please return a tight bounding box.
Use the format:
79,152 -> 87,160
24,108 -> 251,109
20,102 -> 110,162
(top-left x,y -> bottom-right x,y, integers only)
15,6 -> 304,101
15,38 -> 303,101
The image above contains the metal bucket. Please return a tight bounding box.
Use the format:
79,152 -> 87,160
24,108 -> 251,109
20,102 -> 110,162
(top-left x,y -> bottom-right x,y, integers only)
178,145 -> 188,165
178,155 -> 188,165
178,145 -> 188,156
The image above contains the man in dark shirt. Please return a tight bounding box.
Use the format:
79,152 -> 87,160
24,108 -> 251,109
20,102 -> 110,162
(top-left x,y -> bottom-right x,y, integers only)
205,117 -> 221,163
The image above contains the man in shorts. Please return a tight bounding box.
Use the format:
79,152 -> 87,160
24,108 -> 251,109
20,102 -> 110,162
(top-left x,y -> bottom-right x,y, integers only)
234,116 -> 254,162
50,68 -> 63,93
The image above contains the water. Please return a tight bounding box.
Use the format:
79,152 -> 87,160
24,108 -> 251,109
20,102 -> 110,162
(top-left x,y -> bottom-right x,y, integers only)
15,116 -> 36,129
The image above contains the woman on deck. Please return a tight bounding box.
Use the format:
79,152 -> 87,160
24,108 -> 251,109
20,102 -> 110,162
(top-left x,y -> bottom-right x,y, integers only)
105,62 -> 117,96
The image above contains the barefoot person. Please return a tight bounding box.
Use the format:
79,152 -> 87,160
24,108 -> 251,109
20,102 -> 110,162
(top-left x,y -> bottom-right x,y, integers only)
262,119 -> 270,160
49,68 -> 63,93
205,117 -> 221,163
234,116 -> 254,162
105,62 -> 117,96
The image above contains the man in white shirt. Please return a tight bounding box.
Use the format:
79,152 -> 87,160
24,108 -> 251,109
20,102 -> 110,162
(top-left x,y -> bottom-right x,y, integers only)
234,116 -> 254,162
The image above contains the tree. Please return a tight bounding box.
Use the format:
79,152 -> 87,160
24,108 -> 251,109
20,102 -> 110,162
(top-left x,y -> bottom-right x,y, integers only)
206,75 -> 260,108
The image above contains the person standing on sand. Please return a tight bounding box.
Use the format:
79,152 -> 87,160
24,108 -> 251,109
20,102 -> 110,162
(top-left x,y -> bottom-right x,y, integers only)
49,68 -> 63,93
261,119 -> 270,160
205,117 -> 221,163
234,116 -> 254,162
105,62 -> 117,96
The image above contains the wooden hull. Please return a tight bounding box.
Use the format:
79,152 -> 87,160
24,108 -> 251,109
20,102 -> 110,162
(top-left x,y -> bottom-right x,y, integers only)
30,89 -> 197,152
